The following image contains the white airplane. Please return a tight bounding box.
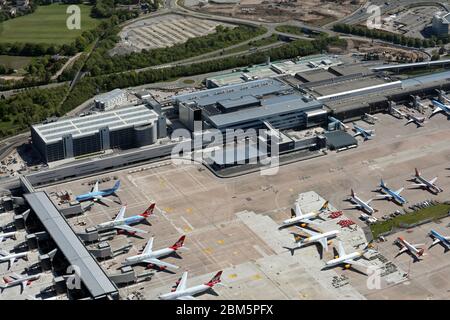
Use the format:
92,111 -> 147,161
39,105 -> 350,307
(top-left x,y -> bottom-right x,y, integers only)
409,168 -> 442,194
95,204 -> 155,235
0,250 -> 28,270
290,227 -> 339,255
347,189 -> 376,215
352,124 -> 375,140
430,100 -> 450,118
0,231 -> 16,242
404,113 -> 425,127
395,236 -> 425,261
159,271 -> 223,300
324,241 -> 375,272
0,273 -> 40,294
122,235 -> 186,270
279,201 -> 329,228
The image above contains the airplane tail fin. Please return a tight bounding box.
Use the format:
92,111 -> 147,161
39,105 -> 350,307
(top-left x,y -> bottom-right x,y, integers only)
415,168 -> 420,177
140,203 -> 156,217
113,180 -> 121,191
350,189 -> 355,197
320,201 -> 329,211
170,235 -> 186,250
205,271 -> 222,287
3,276 -> 11,284
380,179 -> 386,188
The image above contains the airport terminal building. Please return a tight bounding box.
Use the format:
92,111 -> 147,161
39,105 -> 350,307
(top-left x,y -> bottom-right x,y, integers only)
31,105 -> 164,163
172,78 -> 327,132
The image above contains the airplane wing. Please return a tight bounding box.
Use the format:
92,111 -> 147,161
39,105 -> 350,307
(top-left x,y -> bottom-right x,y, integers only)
337,241 -> 346,257
176,295 -> 195,300
376,194 -> 392,199
431,238 -> 441,246
301,218 -> 320,226
176,272 -> 188,292
344,258 -> 366,268
410,183 -> 426,188
318,237 -> 329,253
142,237 -> 154,255
429,177 -> 438,185
293,202 -> 302,217
114,225 -> 148,234
142,258 -> 179,270
395,187 -> 404,194
91,181 -> 99,193
398,246 -> 409,255
94,195 -> 114,203
115,206 -> 126,221
295,227 -> 321,237
20,281 -> 28,294
8,257 -> 16,269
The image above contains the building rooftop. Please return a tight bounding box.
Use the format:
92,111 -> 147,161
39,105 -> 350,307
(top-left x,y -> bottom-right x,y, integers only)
93,88 -> 125,103
32,105 -> 159,144
173,78 -> 291,108
206,93 -> 323,129
24,192 -> 118,299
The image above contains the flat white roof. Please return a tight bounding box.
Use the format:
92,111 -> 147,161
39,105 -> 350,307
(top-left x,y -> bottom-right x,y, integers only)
33,105 -> 159,144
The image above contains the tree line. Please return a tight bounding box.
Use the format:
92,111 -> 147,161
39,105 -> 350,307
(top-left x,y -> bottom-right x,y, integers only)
333,23 -> 447,48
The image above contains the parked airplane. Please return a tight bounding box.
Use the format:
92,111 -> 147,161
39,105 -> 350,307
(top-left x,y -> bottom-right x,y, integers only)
430,100 -> 450,118
289,227 -> 339,255
0,273 -> 40,294
75,180 -> 121,204
352,124 -> 375,140
0,250 -> 28,270
95,204 -> 155,235
0,231 -> 16,242
409,168 -> 442,194
428,229 -> 450,252
122,235 -> 186,270
376,179 -> 407,205
404,113 -> 425,127
159,271 -> 223,300
324,241 -> 374,272
280,201 -> 329,228
395,237 -> 425,261
347,189 -> 376,215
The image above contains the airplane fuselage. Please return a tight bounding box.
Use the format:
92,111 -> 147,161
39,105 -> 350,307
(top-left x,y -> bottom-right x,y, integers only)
96,215 -> 145,231
2,274 -> 40,290
430,230 -> 450,249
326,251 -> 363,268
159,284 -> 210,300
282,212 -> 319,227
380,186 -> 407,205
76,190 -> 114,202
351,195 -> 375,214
0,232 -> 16,242
398,238 -> 421,256
414,175 -> 442,194
298,230 -> 339,247
431,100 -> 450,116
124,247 -> 175,266
0,252 -> 27,263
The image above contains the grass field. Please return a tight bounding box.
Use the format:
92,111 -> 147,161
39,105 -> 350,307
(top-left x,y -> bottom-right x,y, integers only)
0,55 -> 32,70
370,203 -> 450,238
0,4 -> 101,45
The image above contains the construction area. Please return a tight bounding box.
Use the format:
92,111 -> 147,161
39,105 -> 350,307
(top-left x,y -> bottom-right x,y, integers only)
375,5 -> 442,39
188,0 -> 365,25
